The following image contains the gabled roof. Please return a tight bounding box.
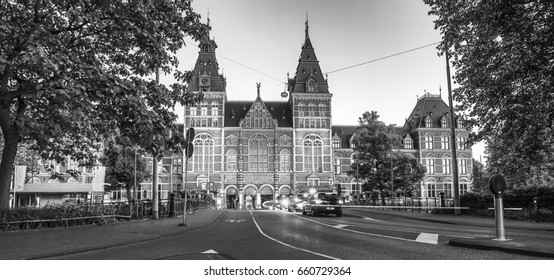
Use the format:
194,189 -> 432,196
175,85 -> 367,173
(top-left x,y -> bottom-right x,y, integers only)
224,100 -> 293,127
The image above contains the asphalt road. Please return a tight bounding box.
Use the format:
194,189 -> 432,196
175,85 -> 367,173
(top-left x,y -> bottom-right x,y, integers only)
46,209 -> 549,260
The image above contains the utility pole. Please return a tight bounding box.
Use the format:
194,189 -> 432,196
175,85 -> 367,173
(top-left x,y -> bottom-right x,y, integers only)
445,35 -> 461,216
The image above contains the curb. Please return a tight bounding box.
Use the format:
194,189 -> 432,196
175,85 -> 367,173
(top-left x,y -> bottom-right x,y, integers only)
448,238 -> 554,259
23,210 -> 228,260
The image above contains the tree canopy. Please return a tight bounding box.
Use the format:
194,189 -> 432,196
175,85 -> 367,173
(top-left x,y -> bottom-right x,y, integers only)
349,111 -> 425,196
0,0 -> 206,209
425,0 -> 554,185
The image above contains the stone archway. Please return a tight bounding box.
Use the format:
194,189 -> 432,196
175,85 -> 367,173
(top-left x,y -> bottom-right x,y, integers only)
225,185 -> 238,209
243,185 -> 258,209
259,185 -> 274,207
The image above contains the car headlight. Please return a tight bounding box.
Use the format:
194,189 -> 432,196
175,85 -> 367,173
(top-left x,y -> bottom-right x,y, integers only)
281,200 -> 289,207
315,199 -> 322,204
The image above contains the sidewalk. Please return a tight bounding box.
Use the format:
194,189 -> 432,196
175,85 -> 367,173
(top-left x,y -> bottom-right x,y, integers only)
0,209 -> 226,260
346,208 -> 554,258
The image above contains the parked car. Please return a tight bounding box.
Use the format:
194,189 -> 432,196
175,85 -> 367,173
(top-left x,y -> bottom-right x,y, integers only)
302,192 -> 342,217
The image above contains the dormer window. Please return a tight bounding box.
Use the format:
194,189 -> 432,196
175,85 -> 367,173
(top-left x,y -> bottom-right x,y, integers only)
306,78 -> 317,92
203,45 -> 209,52
457,118 -> 464,128
425,117 -> 432,128
404,139 -> 413,149
441,118 -> 448,128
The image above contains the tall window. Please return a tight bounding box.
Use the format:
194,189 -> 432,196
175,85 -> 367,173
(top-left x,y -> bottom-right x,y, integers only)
319,103 -> 326,117
457,118 -> 464,128
427,183 -> 436,197
308,102 -> 316,117
307,79 -> 317,92
298,102 -> 305,117
441,134 -> 450,150
192,133 -> 213,173
190,106 -> 197,116
211,101 -> 219,116
444,182 -> 452,198
457,135 -> 466,150
426,158 -> 435,174
303,134 -> 323,173
425,118 -> 432,128
332,138 -> 340,148
459,158 -> 468,174
425,134 -> 433,149
201,105 -> 207,116
443,157 -> 451,174
226,149 -> 237,171
459,180 -> 469,194
280,149 -> 290,172
248,134 -> 268,172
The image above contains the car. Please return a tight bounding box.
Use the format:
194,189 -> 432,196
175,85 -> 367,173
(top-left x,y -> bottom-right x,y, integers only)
302,192 -> 342,217
287,195 -> 308,212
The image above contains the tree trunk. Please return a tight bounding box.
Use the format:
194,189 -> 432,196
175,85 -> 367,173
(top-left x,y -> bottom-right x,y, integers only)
0,121 -> 19,210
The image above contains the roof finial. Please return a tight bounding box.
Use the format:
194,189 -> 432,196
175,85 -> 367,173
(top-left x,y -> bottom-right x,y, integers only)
256,82 -> 261,98
207,9 -> 211,35
305,11 -> 309,39
439,85 -> 442,97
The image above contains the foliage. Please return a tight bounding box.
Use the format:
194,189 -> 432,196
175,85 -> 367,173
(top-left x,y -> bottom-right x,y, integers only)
471,159 -> 489,194
349,111 -> 426,195
0,0 -> 206,209
424,1 -> 554,185
99,137 -> 148,202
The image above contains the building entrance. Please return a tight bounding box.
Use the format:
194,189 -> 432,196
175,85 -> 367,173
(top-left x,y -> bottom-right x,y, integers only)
226,195 -> 237,209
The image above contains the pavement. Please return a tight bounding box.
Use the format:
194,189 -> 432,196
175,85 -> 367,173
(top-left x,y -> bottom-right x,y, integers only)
344,207 -> 554,258
0,209 -> 227,260
1,208 -> 553,259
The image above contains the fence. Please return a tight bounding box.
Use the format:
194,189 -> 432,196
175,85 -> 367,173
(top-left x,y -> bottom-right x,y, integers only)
1,197 -> 215,233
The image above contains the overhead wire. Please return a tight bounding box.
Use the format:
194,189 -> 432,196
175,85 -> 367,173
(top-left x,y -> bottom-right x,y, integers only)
185,40 -> 441,84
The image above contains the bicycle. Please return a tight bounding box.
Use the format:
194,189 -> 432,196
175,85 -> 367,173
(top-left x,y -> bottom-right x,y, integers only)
186,200 -> 199,214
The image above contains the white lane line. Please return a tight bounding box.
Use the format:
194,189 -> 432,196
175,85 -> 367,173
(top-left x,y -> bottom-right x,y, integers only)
363,217 -> 380,221
295,215 -> 426,244
334,224 -> 348,228
249,211 -> 340,260
201,249 -> 219,254
416,233 -> 439,244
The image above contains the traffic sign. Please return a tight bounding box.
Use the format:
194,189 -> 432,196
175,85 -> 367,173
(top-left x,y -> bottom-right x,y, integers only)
489,174 -> 507,196
186,127 -> 195,143
185,142 -> 194,158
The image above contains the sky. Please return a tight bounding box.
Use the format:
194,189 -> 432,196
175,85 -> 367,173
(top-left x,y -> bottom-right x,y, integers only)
159,0 -> 485,162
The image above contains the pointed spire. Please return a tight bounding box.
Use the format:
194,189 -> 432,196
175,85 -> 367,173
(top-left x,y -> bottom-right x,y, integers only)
206,9 -> 211,37
439,85 -> 442,97
305,11 -> 309,39
256,82 -> 261,99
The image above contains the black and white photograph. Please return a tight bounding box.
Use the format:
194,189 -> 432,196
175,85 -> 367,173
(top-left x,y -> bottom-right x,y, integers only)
1,0 -> 553,279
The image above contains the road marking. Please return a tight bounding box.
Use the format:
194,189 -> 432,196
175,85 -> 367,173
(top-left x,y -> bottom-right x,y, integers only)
334,224 -> 348,228
416,233 -> 439,244
249,211 -> 340,260
363,217 -> 380,221
225,219 -> 247,223
202,249 -> 219,254
295,215 -> 429,244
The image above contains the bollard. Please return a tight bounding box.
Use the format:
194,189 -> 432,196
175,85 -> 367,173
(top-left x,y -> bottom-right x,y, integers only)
494,192 -> 507,241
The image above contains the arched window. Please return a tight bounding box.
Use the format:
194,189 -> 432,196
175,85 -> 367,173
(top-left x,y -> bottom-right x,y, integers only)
318,103 -> 326,117
201,105 -> 207,116
192,133 -> 214,173
441,134 -> 450,150
298,102 -> 305,117
248,134 -> 269,172
443,178 -> 453,198
226,149 -> 237,171
442,154 -> 451,174
457,134 -> 466,150
279,149 -> 290,172
426,178 -> 436,197
308,102 -> 316,117
307,79 -> 317,92
303,134 -> 323,173
457,118 -> 464,128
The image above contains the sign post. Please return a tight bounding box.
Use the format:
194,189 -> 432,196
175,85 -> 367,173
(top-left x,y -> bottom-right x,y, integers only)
489,174 -> 508,241
180,128 -> 195,227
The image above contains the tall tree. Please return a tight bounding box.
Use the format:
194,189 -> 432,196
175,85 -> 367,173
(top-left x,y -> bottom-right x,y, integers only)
0,0 -> 206,209
349,111 -> 425,196
100,137 -> 148,202
425,0 -> 554,185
